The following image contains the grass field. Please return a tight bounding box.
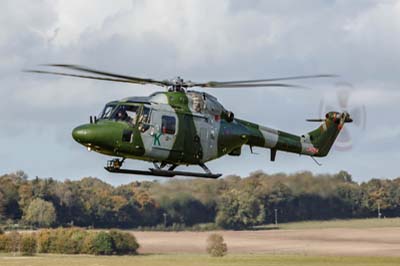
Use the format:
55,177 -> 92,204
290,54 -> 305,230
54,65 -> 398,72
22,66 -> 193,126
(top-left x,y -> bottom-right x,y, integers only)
1,254 -> 400,266
271,218 -> 400,230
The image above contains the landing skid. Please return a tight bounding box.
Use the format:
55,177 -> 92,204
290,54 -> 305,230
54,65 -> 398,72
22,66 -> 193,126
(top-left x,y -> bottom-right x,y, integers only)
104,159 -> 222,179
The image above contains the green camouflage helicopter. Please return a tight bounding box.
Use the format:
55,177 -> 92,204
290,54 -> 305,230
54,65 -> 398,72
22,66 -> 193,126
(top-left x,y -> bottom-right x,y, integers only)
26,64 -> 352,178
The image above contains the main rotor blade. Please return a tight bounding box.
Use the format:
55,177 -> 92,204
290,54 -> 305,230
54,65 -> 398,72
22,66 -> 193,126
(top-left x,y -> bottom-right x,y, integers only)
194,74 -> 338,87
199,82 -> 309,89
43,64 -> 171,87
24,70 -> 151,85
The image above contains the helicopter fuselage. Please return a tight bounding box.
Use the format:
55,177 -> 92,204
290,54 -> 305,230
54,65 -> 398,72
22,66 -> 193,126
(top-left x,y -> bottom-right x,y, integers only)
72,90 -> 351,169
26,64 -> 350,177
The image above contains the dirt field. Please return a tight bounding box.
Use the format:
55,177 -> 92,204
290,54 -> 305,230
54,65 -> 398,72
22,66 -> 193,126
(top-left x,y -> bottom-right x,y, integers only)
134,227 -> 400,257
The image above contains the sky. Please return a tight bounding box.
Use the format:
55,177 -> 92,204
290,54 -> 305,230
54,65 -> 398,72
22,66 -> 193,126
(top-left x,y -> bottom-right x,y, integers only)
1,0 -> 400,184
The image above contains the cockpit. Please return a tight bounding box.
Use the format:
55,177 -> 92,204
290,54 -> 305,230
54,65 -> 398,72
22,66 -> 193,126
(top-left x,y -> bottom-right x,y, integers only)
99,102 -> 152,130
113,105 -> 139,124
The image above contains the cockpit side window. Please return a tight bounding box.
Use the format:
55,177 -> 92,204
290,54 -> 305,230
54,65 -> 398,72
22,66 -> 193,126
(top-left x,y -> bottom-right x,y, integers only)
112,105 -> 139,125
138,106 -> 152,132
140,106 -> 151,123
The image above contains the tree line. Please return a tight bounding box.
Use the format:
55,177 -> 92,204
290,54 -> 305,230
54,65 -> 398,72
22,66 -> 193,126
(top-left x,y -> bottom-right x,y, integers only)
0,228 -> 139,255
0,170 -> 399,229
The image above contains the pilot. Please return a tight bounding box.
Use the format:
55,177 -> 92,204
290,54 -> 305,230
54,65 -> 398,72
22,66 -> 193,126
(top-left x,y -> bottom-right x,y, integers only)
116,109 -> 128,121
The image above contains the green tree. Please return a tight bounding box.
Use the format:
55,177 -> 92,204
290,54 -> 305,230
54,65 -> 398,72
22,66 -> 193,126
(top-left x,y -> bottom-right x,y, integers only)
0,190 -> 5,220
20,234 -> 37,256
109,230 -> 139,255
5,231 -> 21,254
18,183 -> 33,215
216,189 -> 265,229
334,171 -> 353,183
37,229 -> 56,253
24,198 -> 56,227
0,173 -> 22,220
160,193 -> 210,226
206,233 -> 227,257
89,231 -> 113,255
51,228 -> 87,254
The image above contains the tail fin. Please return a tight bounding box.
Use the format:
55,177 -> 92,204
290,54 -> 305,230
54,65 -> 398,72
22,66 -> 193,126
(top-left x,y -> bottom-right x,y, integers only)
307,112 -> 352,157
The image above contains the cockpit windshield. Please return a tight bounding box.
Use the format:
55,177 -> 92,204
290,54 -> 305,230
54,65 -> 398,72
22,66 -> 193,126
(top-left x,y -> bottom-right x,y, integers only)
100,103 -> 116,119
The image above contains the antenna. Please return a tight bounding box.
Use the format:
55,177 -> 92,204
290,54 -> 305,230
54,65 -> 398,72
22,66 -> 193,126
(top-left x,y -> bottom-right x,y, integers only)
311,156 -> 322,166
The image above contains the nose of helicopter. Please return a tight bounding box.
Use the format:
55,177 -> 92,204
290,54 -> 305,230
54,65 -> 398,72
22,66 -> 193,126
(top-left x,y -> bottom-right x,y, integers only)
72,124 -> 96,145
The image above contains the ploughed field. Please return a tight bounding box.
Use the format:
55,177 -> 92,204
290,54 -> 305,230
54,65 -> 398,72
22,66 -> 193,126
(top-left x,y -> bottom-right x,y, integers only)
134,227 -> 400,257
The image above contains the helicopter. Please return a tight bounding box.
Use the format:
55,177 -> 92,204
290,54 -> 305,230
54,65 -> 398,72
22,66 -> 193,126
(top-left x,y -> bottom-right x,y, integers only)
26,64 -> 352,178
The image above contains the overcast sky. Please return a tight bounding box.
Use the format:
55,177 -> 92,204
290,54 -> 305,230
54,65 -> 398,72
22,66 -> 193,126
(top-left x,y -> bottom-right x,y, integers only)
1,0 -> 399,184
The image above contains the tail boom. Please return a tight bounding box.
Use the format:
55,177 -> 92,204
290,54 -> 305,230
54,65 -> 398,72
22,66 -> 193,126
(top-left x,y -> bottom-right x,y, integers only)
238,111 -> 351,159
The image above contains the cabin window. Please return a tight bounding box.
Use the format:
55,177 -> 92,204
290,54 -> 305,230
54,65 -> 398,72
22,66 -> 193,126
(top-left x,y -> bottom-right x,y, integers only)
161,116 -> 176,135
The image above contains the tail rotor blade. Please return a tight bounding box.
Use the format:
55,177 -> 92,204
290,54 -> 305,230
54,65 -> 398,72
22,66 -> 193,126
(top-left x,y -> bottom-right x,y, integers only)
336,127 -> 352,151
337,89 -> 350,109
335,82 -> 353,109
350,105 -> 366,129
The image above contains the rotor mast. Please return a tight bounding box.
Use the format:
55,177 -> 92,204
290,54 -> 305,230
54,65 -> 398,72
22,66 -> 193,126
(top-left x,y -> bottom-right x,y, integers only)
168,76 -> 187,92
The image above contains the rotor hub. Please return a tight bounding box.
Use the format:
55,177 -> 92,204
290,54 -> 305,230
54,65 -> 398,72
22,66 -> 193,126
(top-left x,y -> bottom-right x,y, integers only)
169,76 -> 188,92
171,76 -> 184,85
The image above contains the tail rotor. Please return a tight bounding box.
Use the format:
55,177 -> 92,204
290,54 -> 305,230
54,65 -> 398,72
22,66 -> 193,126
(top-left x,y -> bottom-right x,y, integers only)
318,82 -> 367,151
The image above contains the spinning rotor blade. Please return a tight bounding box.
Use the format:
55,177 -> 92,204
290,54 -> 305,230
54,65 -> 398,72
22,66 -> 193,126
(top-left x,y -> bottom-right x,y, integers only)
335,127 -> 353,151
193,74 -> 337,88
350,105 -> 366,128
30,64 -> 172,87
338,89 -> 351,109
26,64 -> 338,90
199,74 -> 338,86
24,70 -> 148,84
201,83 -> 310,89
